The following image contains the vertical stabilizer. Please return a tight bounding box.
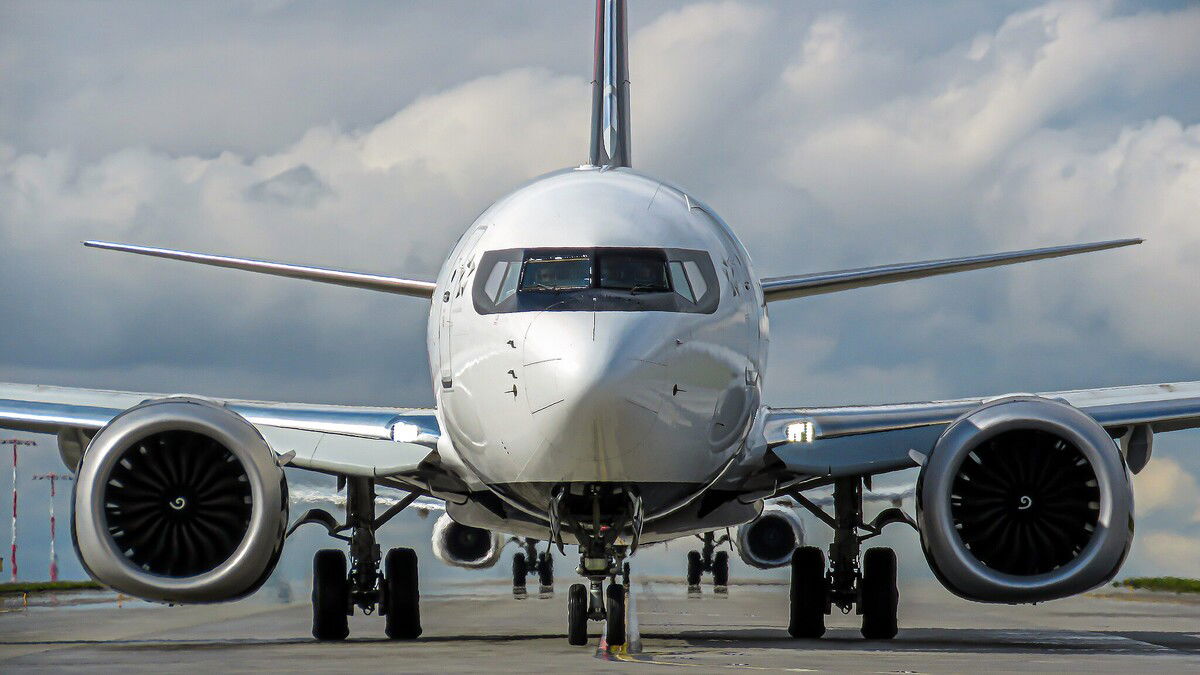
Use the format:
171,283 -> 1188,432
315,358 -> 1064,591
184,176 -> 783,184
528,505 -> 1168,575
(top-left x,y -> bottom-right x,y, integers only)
589,0 -> 631,168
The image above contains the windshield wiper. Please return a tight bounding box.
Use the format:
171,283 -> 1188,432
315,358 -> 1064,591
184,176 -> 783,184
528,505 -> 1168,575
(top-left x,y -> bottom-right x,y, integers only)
528,283 -> 588,292
628,284 -> 666,295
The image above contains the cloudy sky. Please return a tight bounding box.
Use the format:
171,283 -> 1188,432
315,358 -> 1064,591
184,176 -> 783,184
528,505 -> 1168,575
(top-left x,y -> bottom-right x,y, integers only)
2,0 -> 1199,589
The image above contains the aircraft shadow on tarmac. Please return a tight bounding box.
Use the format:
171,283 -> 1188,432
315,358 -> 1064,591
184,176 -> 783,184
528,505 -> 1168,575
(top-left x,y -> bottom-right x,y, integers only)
662,628 -> 1200,655
7,628 -> 1200,655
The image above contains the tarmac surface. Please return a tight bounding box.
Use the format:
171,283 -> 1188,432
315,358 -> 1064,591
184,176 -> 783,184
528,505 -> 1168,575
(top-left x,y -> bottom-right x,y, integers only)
3,579 -> 1200,672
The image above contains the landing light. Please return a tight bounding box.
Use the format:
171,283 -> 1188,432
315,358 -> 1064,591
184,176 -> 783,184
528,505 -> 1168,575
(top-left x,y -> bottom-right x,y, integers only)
786,420 -> 816,444
392,422 -> 422,443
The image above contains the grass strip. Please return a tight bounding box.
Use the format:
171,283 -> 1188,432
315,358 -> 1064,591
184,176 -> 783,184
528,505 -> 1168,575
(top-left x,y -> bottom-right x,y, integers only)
1114,577 -> 1200,594
0,580 -> 103,595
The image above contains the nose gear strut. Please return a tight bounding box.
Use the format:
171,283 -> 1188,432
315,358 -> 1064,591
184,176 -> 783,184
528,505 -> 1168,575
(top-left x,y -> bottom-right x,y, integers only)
554,483 -> 641,647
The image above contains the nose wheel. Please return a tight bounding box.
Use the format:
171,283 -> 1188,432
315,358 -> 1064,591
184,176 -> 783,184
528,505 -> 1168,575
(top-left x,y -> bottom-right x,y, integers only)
566,575 -> 627,647
567,583 -> 589,645
554,483 -> 641,646
564,548 -> 631,647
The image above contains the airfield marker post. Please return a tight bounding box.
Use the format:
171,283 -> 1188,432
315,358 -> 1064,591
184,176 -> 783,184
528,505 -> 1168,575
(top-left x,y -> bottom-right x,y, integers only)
2,438 -> 37,582
33,473 -> 73,582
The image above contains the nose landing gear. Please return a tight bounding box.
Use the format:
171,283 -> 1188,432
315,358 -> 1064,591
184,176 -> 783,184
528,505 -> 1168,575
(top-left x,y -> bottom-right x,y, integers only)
568,551 -> 628,646
686,531 -> 731,594
553,483 -> 641,647
786,477 -> 910,639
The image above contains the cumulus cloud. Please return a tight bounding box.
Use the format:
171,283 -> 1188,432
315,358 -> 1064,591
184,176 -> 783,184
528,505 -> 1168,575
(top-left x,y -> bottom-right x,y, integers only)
3,0 -> 1200,582
1133,532 -> 1200,577
1133,457 -> 1200,521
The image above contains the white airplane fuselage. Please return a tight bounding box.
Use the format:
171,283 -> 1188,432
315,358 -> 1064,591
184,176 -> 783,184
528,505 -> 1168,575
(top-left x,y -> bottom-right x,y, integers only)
428,167 -> 768,532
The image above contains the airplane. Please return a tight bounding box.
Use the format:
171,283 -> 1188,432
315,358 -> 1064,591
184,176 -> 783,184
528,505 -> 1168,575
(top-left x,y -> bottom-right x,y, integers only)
1,0 -> 1198,648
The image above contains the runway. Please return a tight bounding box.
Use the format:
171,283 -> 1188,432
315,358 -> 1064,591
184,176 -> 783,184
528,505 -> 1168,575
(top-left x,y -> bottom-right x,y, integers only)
3,580 -> 1200,672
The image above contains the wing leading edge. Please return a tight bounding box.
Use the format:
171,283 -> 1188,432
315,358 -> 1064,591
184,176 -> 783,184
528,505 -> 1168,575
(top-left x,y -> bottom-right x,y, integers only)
762,381 -> 1200,479
84,241 -> 437,298
760,238 -> 1141,302
0,382 -> 440,479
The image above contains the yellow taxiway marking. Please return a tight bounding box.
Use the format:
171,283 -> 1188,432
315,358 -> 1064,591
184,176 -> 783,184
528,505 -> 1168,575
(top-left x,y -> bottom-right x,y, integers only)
599,645 -> 815,671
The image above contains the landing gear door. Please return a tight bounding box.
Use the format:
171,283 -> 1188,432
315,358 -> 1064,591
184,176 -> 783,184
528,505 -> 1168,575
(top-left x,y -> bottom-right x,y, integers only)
439,227 -> 486,389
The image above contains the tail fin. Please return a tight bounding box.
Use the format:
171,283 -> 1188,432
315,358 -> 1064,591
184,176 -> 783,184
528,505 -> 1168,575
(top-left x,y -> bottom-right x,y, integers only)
589,0 -> 631,168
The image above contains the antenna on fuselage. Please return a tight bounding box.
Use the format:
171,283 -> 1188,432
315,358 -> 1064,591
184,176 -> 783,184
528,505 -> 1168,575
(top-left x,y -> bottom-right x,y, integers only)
589,0 -> 631,168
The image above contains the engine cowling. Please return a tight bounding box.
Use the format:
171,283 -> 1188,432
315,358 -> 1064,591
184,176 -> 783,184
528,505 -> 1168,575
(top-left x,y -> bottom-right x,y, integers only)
73,398 -> 288,603
917,396 -> 1133,603
734,502 -> 806,569
431,513 -> 503,569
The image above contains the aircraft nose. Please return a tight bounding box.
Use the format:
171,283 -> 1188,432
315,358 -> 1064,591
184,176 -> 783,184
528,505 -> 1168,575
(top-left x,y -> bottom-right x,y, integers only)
520,313 -> 670,479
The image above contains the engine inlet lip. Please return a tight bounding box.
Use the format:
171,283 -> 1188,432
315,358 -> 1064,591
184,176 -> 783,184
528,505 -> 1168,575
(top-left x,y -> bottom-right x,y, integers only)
74,398 -> 285,602
917,396 -> 1132,603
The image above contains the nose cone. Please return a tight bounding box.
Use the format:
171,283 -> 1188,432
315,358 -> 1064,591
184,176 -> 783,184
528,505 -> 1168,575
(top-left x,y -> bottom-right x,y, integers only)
520,313 -> 671,481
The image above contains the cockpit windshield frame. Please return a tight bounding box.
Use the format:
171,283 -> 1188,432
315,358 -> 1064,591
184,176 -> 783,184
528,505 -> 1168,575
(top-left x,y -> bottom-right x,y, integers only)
472,247 -> 720,314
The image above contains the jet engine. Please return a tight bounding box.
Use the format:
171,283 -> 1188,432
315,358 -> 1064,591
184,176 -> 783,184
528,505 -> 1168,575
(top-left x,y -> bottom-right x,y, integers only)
734,502 -> 806,569
917,396 -> 1133,603
431,513 -> 504,569
73,398 -> 289,603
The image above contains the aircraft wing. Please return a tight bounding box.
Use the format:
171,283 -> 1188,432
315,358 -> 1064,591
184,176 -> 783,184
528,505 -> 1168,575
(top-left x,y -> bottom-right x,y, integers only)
760,239 -> 1140,302
757,381 -> 1200,481
0,382 -> 441,480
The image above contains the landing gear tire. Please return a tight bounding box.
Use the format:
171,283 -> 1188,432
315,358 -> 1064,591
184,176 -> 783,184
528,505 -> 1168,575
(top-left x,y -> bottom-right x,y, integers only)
622,562 -> 631,587
513,552 -> 528,589
713,550 -> 729,587
859,547 -> 898,640
567,583 -> 589,646
686,550 -> 702,586
537,552 -> 554,588
789,546 -> 827,639
383,547 -> 422,640
312,549 -> 350,641
606,583 -> 626,646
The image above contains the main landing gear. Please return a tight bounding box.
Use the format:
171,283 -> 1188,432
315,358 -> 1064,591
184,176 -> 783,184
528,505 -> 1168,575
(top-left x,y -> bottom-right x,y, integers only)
512,538 -> 554,597
686,531 -> 730,594
290,477 -> 422,641
787,477 -> 912,640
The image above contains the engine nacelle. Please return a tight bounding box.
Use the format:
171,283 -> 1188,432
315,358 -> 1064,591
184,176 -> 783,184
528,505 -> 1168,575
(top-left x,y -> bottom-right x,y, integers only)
734,502 -> 806,569
917,396 -> 1133,603
73,398 -> 288,603
431,513 -> 503,569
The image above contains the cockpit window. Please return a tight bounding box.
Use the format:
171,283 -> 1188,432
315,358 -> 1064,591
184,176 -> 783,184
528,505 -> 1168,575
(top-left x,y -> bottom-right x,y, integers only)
473,247 -> 719,314
668,261 -> 694,303
597,251 -> 670,292
519,256 -> 592,291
